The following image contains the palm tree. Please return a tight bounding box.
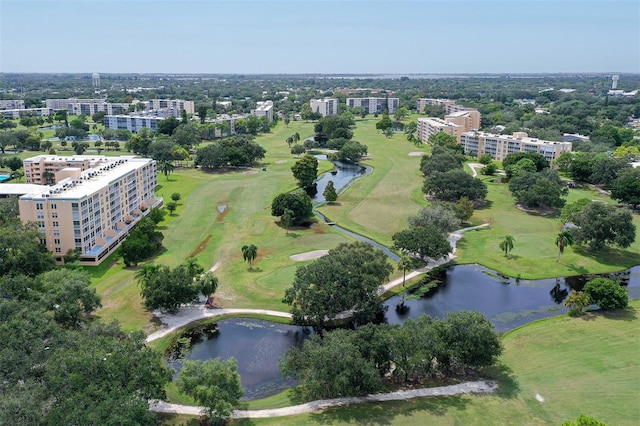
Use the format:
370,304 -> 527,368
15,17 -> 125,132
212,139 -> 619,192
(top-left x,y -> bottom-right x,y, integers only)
198,272 -> 219,300
42,171 -> 55,185
135,264 -> 161,293
555,230 -> 574,262
184,257 -> 204,278
281,209 -> 293,234
286,136 -> 294,148
499,235 -> 515,257
397,255 -> 413,287
159,160 -> 174,180
241,244 -> 258,269
293,132 -> 300,144
564,290 -> 590,314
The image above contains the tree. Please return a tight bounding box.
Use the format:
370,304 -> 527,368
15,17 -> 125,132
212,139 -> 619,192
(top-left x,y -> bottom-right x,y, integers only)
375,114 -> 393,132
499,235 -> 515,256
478,153 -> 493,165
166,201 -> 177,215
507,158 -> 537,178
423,169 -> 488,202
397,255 -> 413,287
286,136 -> 294,147
393,106 -> 408,121
611,167 -> 640,207
564,290 -> 590,315
572,202 -> 636,250
197,105 -> 207,124
147,206 -> 166,224
171,192 -> 181,203
241,244 -> 258,269
555,230 -> 574,261
583,278 -> 628,310
117,217 -> 164,267
38,269 -> 102,329
560,198 -> 591,223
561,414 -> 607,426
408,204 -> 460,233
177,359 -> 244,424
271,190 -> 313,224
554,151 -> 574,175
157,116 -> 180,135
337,140 -> 368,162
6,156 -> 23,172
281,208 -> 294,234
159,160 -> 174,180
198,272 -> 219,300
137,263 -> 199,312
502,151 -> 548,172
0,221 -> 56,277
392,225 -> 452,262
283,241 -> 393,331
323,180 -> 338,203
482,162 -> 498,176
291,154 -> 318,189
508,169 -> 568,209
291,144 -> 306,155
454,197 -> 475,222
172,122 -> 201,149
428,132 -> 457,148
405,121 -> 417,143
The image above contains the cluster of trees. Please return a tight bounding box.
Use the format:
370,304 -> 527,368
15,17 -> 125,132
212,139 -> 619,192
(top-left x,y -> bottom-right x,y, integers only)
117,211 -> 165,267
421,134 -> 487,202
280,311 -> 502,400
0,215 -> 172,424
561,199 -> 636,251
283,242 -> 393,331
137,258 -> 219,312
195,135 -> 266,169
0,128 -> 35,154
271,189 -> 314,227
309,115 -> 354,147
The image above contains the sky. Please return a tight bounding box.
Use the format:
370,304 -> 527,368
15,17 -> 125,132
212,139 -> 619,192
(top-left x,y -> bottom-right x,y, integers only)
0,0 -> 638,74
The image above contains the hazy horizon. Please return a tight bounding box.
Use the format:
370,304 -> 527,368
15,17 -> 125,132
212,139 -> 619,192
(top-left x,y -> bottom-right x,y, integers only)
1,1 -> 638,75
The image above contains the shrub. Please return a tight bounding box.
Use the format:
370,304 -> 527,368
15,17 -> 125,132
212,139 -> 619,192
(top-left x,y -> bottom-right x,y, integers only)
583,278 -> 628,310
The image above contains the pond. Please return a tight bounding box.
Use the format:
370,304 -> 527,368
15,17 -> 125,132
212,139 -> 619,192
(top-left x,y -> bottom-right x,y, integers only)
169,319 -> 312,400
169,265 -> 639,400
311,158 -> 370,204
383,264 -> 640,332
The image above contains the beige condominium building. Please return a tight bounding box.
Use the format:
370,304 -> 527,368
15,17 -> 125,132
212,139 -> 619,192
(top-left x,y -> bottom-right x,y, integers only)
444,110 -> 481,131
18,156 -> 162,265
460,131 -> 572,162
417,117 -> 466,143
416,98 -> 456,113
24,155 -> 110,185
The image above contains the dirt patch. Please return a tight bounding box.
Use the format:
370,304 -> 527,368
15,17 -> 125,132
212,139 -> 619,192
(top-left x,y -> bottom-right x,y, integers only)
289,250 -> 329,261
189,235 -> 212,258
244,170 -> 259,175
275,160 -> 287,164
408,152 -> 424,156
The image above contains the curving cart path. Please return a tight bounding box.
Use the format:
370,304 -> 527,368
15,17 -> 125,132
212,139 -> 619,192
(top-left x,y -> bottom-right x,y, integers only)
149,380 -> 498,418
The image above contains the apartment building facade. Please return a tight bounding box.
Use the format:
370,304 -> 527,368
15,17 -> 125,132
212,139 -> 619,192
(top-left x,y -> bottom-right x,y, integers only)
0,100 -> 25,110
145,99 -> 195,114
24,155 -> 109,185
460,131 -> 572,162
416,98 -> 455,113
444,110 -> 481,132
18,156 -> 161,265
310,98 -> 339,117
346,97 -> 400,114
1,108 -> 53,119
252,100 -> 274,122
104,115 -> 164,133
417,117 -> 465,143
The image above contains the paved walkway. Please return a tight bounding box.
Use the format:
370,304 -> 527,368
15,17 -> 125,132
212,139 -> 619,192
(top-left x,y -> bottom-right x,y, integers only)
145,224 -> 490,343
149,380 -> 498,418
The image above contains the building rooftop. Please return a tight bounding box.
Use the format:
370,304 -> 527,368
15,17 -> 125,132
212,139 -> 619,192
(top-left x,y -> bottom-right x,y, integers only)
0,184 -> 50,197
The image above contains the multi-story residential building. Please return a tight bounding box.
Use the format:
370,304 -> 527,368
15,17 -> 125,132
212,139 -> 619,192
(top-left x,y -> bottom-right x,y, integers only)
310,98 -> 339,117
104,115 -> 164,133
145,99 -> 195,114
346,97 -> 399,114
24,155 -> 109,185
460,131 -> 572,162
46,98 -> 105,112
417,117 -> 465,143
416,98 -> 455,113
252,100 -> 274,122
0,100 -> 25,110
18,156 -> 161,265
1,108 -> 53,119
444,110 -> 481,132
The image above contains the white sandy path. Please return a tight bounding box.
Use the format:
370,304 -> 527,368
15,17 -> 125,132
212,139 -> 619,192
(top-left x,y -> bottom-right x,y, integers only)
408,151 -> 424,156
289,249 -> 329,261
150,380 -> 498,418
468,162 -> 484,177
208,260 -> 221,273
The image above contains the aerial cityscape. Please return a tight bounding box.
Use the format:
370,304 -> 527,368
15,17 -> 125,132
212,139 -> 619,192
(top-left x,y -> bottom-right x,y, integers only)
0,1 -> 639,425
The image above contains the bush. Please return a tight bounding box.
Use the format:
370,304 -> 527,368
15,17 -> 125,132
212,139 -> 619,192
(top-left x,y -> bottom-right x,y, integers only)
583,278 -> 628,310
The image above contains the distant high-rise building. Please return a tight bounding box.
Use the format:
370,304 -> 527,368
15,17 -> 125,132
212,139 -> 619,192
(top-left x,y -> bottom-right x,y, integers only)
612,75 -> 619,89
310,98 -> 339,117
92,73 -> 100,88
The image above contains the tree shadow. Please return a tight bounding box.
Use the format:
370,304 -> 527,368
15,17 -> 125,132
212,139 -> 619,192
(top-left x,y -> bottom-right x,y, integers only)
286,233 -> 301,238
505,254 -> 521,261
247,267 -> 263,273
566,263 -> 589,275
474,199 -> 493,210
481,363 -> 520,399
579,306 -> 638,323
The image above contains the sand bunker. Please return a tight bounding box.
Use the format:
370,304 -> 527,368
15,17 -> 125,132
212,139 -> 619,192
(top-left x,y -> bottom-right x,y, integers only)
275,160 -> 287,164
408,152 -> 424,156
289,250 -> 329,261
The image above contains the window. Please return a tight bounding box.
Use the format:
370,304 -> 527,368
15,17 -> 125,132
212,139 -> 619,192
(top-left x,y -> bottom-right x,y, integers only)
36,203 -> 43,210
55,248 -> 61,253
38,221 -> 45,228
51,204 -> 57,209
52,213 -> 58,218
52,221 -> 59,227
53,230 -> 60,236
54,239 -> 60,244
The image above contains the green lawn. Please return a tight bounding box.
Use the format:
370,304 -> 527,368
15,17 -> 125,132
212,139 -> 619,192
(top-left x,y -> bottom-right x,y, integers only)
203,300 -> 638,426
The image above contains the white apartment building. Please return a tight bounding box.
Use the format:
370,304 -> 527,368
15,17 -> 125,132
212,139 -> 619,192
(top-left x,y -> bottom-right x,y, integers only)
252,100 -> 274,122
145,99 -> 195,115
46,98 -> 105,112
310,98 -> 339,117
18,156 -> 161,265
346,97 -> 400,114
1,108 -> 53,119
460,131 -> 572,162
0,100 -> 25,110
416,98 -> 455,113
104,115 -> 164,133
417,117 -> 465,143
